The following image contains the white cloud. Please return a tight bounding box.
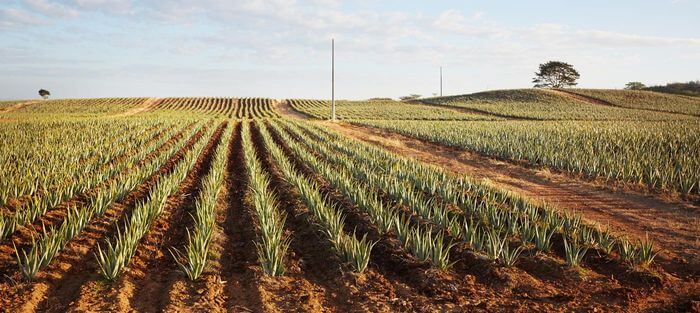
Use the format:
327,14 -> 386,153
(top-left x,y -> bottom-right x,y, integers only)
0,7 -> 44,28
1,1 -> 698,99
23,0 -> 79,17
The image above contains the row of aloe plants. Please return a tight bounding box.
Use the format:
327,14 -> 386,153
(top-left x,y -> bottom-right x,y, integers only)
268,121 -> 455,269
280,120 -> 658,269
0,119 -> 170,206
257,121 -> 375,272
241,123 -> 290,276
14,122 -> 208,280
170,124 -> 233,280
94,124 -> 218,280
1,122 -> 194,241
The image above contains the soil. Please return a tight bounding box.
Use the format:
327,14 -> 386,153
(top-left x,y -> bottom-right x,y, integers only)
0,101 -> 38,114
274,100 -> 313,120
109,98 -> 160,117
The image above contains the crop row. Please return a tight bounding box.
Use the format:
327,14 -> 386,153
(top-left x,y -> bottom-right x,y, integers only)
357,120 -> 700,195
171,124 -> 233,280
12,98 -> 148,116
420,89 -> 696,121
273,120 -> 658,269
155,97 -> 280,119
565,89 -> 700,116
1,121 -> 196,240
0,120 -> 171,206
14,121 -> 209,279
95,123 -> 217,280
257,121 -> 375,272
241,123 -> 289,276
288,99 -> 491,121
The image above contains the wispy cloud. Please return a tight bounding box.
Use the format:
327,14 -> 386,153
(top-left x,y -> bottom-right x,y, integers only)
1,0 -> 698,99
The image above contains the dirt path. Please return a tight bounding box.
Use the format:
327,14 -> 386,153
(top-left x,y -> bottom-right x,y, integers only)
273,99 -> 313,120
110,98 -> 160,117
0,100 -> 38,114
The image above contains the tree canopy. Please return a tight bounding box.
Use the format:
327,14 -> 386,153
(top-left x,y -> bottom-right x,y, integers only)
38,89 -> 51,99
532,61 -> 580,88
624,82 -> 646,90
399,94 -> 422,101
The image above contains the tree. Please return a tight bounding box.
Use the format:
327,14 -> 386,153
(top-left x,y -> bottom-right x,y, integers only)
399,94 -> 421,101
38,89 -> 50,99
624,82 -> 646,90
532,61 -> 580,88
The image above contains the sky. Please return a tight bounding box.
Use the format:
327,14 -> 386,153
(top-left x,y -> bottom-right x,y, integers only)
1,0 -> 699,100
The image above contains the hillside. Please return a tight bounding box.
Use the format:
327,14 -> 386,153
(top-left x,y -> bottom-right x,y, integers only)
419,88 -> 699,120
566,89 -> 700,116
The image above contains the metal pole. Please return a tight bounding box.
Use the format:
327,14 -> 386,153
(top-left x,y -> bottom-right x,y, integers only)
331,38 -> 336,121
440,66 -> 443,97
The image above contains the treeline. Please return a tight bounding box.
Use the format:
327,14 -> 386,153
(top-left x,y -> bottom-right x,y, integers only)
645,81 -> 700,97
627,81 -> 700,97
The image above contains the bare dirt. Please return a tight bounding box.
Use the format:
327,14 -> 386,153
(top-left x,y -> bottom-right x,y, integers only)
274,99 -> 312,120
0,101 -> 38,114
109,98 -> 160,117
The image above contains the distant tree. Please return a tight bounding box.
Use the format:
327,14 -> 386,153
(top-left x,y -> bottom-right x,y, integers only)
38,89 -> 50,99
624,82 -> 646,90
400,94 -> 422,101
532,61 -> 580,88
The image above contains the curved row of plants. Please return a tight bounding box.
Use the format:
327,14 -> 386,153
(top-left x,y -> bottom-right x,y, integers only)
356,119 -> 699,195
276,120 -> 658,270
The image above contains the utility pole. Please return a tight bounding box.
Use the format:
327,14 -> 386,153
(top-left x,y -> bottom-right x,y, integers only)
440,66 -> 443,97
331,38 -> 336,121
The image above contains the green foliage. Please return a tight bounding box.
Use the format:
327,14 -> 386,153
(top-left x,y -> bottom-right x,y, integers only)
288,99 -> 489,121
95,123 -> 216,280
242,123 -> 290,276
567,88 -> 700,116
563,238 -> 588,268
171,125 -> 232,280
420,88 -> 691,120
532,61 -> 580,88
645,80 -> 700,97
258,121 -> 375,273
156,97 -> 280,118
625,82 -> 646,90
357,120 -> 700,195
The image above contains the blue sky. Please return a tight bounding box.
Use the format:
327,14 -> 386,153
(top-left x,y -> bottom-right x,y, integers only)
1,0 -> 699,100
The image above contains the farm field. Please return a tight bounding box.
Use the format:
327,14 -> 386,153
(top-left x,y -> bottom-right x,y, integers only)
418,89 -> 699,120
354,120 -> 700,195
289,99 -> 496,121
0,93 -> 698,312
564,89 -> 700,116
